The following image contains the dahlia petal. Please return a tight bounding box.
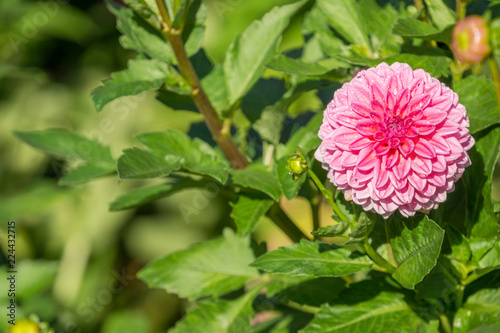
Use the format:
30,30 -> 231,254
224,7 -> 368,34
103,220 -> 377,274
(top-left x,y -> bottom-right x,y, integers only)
432,155 -> 447,173
355,120 -> 379,136
350,101 -> 371,117
407,109 -> 424,121
407,172 -> 426,192
341,151 -> 358,167
335,113 -> 362,129
427,172 -> 447,187
399,138 -> 415,156
409,93 -> 431,112
413,120 -> 435,135
414,139 -> 437,159
371,100 -> 385,114
371,84 -> 385,105
424,107 -> 448,125
395,184 -> 414,205
333,127 -> 359,150
349,136 -> 373,150
356,147 -> 378,171
386,92 -> 396,113
394,156 -> 411,180
389,172 -> 407,189
383,149 -> 399,169
411,156 -> 433,175
374,141 -> 391,155
370,111 -> 384,123
428,134 -> 451,154
373,161 -> 390,189
430,94 -> 453,111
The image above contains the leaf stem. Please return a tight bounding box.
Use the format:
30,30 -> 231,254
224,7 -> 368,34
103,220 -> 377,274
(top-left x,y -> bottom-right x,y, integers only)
307,168 -> 350,225
266,204 -> 310,243
363,240 -> 396,274
154,0 -> 249,169
456,0 -> 467,20
285,301 -> 320,314
439,314 -> 453,333
488,55 -> 500,114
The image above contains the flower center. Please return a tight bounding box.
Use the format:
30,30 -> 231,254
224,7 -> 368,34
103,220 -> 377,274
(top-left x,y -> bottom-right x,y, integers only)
374,117 -> 413,142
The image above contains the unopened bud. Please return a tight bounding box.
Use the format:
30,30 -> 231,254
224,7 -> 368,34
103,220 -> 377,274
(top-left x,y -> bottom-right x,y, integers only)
286,147 -> 308,182
451,15 -> 491,64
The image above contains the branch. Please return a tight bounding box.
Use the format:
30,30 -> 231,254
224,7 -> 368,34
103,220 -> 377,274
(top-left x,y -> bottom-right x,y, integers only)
155,0 -> 249,169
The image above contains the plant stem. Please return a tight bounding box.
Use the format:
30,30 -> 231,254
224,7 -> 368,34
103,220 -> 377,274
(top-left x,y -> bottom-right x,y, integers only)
455,285 -> 465,310
266,204 -> 310,243
363,240 -> 396,274
456,0 -> 467,20
307,168 -> 350,224
285,301 -> 320,314
154,0 -> 249,169
439,314 -> 453,333
488,55 -> 500,114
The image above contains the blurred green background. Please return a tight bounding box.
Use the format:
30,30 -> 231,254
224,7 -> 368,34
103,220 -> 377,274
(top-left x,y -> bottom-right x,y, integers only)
0,0 -> 314,332
0,0 -> 499,332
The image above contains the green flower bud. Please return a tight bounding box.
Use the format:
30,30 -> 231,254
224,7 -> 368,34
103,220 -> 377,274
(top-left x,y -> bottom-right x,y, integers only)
451,15 -> 491,64
286,148 -> 308,182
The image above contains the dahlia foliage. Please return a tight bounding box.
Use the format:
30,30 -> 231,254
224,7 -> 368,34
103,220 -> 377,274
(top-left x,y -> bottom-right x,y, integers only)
316,62 -> 475,218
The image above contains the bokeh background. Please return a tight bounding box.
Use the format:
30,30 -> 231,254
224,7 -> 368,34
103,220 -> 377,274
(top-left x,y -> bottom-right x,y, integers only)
0,0 -> 499,332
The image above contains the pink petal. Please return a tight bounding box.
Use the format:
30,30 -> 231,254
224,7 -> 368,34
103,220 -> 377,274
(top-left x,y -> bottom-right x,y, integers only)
333,127 -> 359,150
349,136 -> 373,150
428,134 -> 451,154
350,101 -> 371,117
413,120 -> 436,135
407,172 -> 426,192
398,138 -> 415,156
356,147 -> 378,171
374,141 -> 390,155
355,120 -> 379,136
411,156 -> 433,176
383,149 -> 399,168
341,151 -> 358,167
424,107 -> 447,125
414,139 -> 437,159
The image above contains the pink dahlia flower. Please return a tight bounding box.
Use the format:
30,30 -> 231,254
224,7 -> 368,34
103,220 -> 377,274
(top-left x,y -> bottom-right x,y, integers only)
315,62 -> 474,218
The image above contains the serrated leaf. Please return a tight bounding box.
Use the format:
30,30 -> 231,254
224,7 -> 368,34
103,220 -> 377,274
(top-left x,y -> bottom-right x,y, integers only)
117,148 -> 181,179
252,240 -> 372,277
387,215 -> 445,289
447,226 -> 471,263
106,0 -> 176,63
317,0 -> 370,47
345,212 -> 375,244
423,0 -> 456,31
455,77 -> 500,134
135,130 -> 230,183
231,193 -> 273,237
137,229 -> 259,299
15,130 -> 116,184
231,164 -> 282,201
302,290 -> 439,332
223,0 -> 306,106
478,240 -> 500,270
169,286 -> 261,333
312,222 -> 349,237
92,58 -> 185,112
453,288 -> 500,333
414,256 -> 460,300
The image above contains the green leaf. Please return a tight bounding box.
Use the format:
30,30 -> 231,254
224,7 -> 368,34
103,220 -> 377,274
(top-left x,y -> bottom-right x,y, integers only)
275,156 -> 306,201
252,240 -> 372,277
478,239 -> 500,270
15,130 -> 116,184
223,0 -> 306,106
393,17 -> 452,44
317,0 -> 370,47
423,0 -> 456,31
253,99 -> 288,144
359,0 -> 400,53
137,229 -> 259,299
101,311 -> 151,333
447,226 -> 471,263
231,164 -> 282,201
91,57 -> 187,112
312,222 -> 349,238
302,290 -> 439,332
414,256 -> 460,299
170,286 -> 262,333
345,212 -> 376,244
110,183 -> 176,211
230,193 -> 273,237
454,76 -> 500,134
106,0 -> 176,63
117,148 -> 181,179
453,288 -> 500,333
388,215 -> 445,289
135,130 -> 231,183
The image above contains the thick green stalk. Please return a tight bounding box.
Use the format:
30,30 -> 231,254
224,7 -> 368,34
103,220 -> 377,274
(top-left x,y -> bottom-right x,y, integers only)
307,169 -> 350,224
364,241 -> 396,274
154,0 -> 249,169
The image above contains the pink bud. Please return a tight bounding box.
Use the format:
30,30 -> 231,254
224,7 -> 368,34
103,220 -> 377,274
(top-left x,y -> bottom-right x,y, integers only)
451,15 -> 491,64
